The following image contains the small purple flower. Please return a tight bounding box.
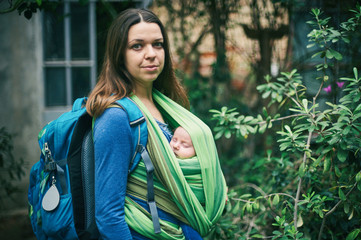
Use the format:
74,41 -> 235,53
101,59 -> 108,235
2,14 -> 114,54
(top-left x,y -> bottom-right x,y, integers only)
336,81 -> 344,88
323,85 -> 332,93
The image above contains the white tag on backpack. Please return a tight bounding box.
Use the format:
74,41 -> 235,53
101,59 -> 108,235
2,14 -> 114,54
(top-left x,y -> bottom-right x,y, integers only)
42,184 -> 60,211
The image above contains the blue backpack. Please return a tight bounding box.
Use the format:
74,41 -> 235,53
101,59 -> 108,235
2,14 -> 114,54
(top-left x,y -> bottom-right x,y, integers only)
28,97 -> 149,240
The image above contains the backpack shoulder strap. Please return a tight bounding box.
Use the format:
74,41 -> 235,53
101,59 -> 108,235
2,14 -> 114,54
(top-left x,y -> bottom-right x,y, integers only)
114,97 -> 145,126
72,97 -> 87,111
115,97 -> 161,234
114,97 -> 148,173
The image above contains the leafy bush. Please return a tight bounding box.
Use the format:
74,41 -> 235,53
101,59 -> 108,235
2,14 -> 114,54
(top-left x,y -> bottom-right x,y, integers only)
209,5 -> 361,240
0,127 -> 25,210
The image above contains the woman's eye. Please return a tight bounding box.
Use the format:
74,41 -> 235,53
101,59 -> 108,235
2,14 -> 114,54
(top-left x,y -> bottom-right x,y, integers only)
153,42 -> 164,48
131,44 -> 142,50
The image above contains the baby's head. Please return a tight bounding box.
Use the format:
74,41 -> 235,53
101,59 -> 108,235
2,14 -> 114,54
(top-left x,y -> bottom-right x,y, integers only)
170,127 -> 196,159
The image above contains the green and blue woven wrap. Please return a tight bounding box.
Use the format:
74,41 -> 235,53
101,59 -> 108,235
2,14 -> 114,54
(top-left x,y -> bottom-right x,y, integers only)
124,90 -> 227,239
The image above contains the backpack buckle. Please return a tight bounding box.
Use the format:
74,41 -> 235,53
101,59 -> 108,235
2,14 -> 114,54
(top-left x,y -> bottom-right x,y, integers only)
45,162 -> 57,172
44,142 -> 57,172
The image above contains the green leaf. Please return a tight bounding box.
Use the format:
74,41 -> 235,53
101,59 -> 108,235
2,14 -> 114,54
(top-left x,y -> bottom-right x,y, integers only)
339,188 -> 346,201
306,20 -> 316,25
297,215 -> 304,227
348,209 -> 354,220
289,107 -> 303,113
273,194 -> 280,206
259,203 -> 266,211
335,166 -> 341,177
330,29 -> 341,37
354,67 -> 359,80
246,202 -> 252,213
259,124 -> 267,134
302,99 -> 308,111
280,142 -> 291,151
224,130 -> 232,139
354,104 -> 361,113
232,201 -> 240,214
343,126 -> 352,135
281,207 -> 287,215
262,107 -> 268,117
262,91 -> 271,99
209,109 -> 220,114
241,204 -> 246,218
337,149 -> 348,162
342,37 -> 351,43
344,202 -> 350,214
323,156 -> 331,173
311,51 -> 323,59
268,197 -> 272,207
326,49 -> 334,59
272,230 -> 282,236
299,162 -> 306,177
311,8 -> 320,16
313,155 -> 323,167
356,172 -> 361,182
330,49 -> 343,60
240,193 -> 252,198
346,229 -> 360,240
36,0 -> 42,6
244,116 -> 254,122
285,125 -> 292,134
253,201 -> 260,210
214,131 -> 224,140
251,234 -> 264,238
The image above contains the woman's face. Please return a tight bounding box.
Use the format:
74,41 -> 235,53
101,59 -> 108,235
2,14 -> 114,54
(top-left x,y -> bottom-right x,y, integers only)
124,21 -> 165,88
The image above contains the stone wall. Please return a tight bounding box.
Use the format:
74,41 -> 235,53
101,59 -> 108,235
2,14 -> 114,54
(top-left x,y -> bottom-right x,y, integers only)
0,10 -> 43,213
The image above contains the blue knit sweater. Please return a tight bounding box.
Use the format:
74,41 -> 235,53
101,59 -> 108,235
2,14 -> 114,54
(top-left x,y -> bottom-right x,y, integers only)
93,107 -> 202,240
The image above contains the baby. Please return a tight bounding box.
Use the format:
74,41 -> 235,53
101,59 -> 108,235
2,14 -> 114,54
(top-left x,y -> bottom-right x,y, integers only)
170,126 -> 228,225
170,127 -> 196,159
169,127 -> 203,239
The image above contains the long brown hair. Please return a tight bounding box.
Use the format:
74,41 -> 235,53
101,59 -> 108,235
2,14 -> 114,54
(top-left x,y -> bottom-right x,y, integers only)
86,8 -> 189,117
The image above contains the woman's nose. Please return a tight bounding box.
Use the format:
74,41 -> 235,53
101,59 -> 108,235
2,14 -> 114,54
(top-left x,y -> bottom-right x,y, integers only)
145,45 -> 156,59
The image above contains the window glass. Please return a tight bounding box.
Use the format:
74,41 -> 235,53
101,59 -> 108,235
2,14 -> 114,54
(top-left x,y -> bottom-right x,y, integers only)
72,67 -> 91,101
43,2 -> 96,109
43,6 -> 65,60
71,3 -> 89,60
45,67 -> 66,106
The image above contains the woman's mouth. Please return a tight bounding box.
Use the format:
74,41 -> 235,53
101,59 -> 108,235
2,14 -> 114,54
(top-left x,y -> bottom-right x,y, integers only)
143,65 -> 158,71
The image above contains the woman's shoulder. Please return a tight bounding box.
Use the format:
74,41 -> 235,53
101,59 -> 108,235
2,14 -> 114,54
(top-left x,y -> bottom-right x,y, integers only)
95,107 -> 129,128
98,106 -> 128,120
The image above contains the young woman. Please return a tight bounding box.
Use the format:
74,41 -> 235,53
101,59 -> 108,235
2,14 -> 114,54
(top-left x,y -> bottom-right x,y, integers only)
86,8 -> 227,240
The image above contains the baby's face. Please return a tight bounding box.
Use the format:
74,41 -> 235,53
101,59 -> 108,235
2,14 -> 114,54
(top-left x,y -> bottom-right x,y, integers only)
170,127 -> 195,159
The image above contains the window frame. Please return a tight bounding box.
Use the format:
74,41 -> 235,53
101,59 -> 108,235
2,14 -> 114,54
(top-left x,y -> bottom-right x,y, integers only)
42,0 -> 96,123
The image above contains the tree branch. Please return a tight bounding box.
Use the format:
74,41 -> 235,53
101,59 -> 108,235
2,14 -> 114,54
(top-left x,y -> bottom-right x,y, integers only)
294,129 -> 313,231
318,182 -> 357,240
0,0 -> 24,14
